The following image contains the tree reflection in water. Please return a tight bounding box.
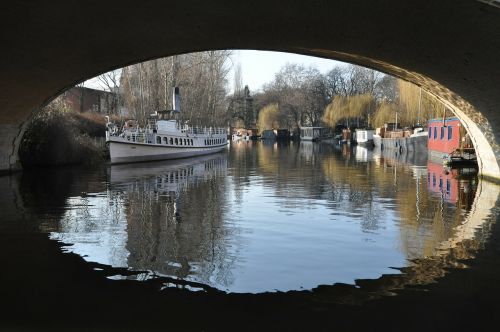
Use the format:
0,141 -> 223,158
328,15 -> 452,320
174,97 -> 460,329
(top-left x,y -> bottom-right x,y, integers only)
48,141 -> 490,295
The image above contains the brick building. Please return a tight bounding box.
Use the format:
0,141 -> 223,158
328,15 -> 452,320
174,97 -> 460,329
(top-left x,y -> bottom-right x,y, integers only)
61,86 -> 117,114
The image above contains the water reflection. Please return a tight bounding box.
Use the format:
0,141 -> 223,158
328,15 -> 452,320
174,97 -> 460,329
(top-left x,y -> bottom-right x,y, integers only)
51,154 -> 236,287
39,142 -> 493,294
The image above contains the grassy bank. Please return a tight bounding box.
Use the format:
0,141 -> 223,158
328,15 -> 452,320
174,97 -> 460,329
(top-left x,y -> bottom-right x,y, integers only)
19,100 -> 109,167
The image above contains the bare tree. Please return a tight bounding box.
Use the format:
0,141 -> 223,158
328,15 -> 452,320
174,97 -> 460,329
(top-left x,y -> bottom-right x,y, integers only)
97,69 -> 121,115
120,51 -> 232,126
233,62 -> 243,97
257,64 -> 328,131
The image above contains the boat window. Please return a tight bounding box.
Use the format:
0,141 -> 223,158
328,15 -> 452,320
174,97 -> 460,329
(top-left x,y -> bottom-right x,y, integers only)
439,178 -> 443,189
184,139 -> 187,145
163,137 -> 168,144
440,127 -> 445,140
448,127 -> 453,140
156,136 -> 161,144
433,127 -> 437,139
428,127 -> 432,138
175,138 -> 178,145
446,179 -> 451,193
432,174 -> 436,187
180,139 -> 183,145
190,139 -> 193,145
170,137 -> 173,145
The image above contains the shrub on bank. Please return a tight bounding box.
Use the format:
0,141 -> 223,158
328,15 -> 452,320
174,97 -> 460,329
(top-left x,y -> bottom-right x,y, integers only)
19,100 -> 108,167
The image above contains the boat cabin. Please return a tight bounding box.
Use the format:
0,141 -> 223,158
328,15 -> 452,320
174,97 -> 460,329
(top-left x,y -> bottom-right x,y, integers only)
300,127 -> 327,141
428,117 -> 461,153
427,117 -> 475,164
276,129 -> 290,140
353,129 -> 374,145
261,129 -> 276,140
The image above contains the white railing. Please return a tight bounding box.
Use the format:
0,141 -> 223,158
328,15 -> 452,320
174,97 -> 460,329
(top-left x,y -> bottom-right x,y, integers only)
107,119 -> 227,140
181,125 -> 227,135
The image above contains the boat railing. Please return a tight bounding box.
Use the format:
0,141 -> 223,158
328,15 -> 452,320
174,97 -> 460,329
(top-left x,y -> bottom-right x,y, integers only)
108,119 -> 227,138
183,126 -> 227,135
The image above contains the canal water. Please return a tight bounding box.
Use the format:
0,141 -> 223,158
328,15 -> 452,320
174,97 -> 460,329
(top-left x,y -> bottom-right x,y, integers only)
2,140 -> 494,297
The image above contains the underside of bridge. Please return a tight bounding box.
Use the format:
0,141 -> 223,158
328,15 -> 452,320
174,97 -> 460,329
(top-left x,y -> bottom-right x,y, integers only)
1,0 -> 500,179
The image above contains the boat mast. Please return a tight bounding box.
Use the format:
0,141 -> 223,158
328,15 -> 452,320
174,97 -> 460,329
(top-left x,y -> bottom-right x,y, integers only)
417,87 -> 422,126
395,110 -> 398,130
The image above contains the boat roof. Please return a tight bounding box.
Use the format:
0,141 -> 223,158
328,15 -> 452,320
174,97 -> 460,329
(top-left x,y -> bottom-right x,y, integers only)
428,117 -> 460,123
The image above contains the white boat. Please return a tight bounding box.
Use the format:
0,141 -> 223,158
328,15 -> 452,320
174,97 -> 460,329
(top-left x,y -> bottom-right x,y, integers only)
105,88 -> 228,164
354,128 -> 374,146
232,133 -> 242,141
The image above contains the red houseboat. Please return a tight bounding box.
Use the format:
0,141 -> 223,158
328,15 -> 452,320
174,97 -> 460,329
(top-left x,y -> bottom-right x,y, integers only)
427,117 -> 476,167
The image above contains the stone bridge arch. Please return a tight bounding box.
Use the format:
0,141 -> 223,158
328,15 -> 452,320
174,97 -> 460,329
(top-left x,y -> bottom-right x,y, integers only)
1,0 -> 499,180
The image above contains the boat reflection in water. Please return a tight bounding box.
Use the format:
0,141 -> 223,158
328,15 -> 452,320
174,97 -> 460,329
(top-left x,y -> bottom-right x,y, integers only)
51,153 -> 233,290
427,161 -> 477,206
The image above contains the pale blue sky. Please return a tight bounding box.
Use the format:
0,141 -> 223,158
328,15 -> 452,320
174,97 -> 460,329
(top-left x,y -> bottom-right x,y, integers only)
231,50 -> 343,92
84,50 -> 343,92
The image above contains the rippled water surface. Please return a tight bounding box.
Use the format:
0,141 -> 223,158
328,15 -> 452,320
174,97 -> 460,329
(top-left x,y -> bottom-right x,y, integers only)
13,141 -> 484,293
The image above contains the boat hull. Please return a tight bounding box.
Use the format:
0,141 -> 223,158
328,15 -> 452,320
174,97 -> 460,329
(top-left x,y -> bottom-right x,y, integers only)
108,139 -> 228,164
373,134 -> 427,152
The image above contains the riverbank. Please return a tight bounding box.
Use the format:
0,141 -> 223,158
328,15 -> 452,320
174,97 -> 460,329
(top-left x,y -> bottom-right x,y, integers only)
19,101 -> 109,167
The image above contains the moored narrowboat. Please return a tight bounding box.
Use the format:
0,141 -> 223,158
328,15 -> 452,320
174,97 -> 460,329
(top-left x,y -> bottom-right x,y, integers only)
427,117 -> 476,167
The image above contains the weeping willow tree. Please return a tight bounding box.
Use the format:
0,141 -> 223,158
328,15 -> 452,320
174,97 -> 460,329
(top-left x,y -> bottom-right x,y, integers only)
372,101 -> 398,128
257,103 -> 280,132
322,94 -> 375,128
397,80 -> 443,126
324,80 -> 445,130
